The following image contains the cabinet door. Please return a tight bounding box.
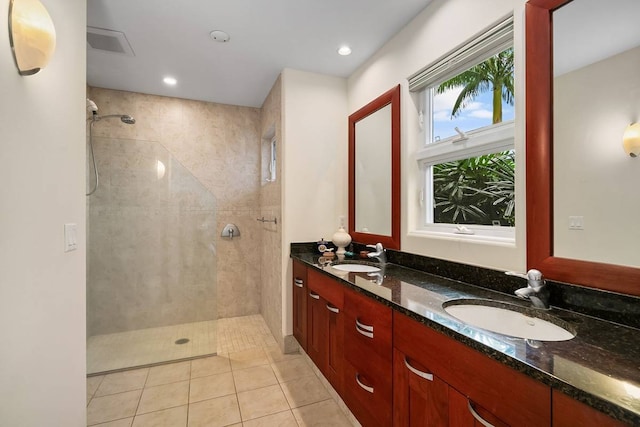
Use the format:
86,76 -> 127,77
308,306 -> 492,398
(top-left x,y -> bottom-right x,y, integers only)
448,387 -> 509,427
394,312 -> 551,426
307,289 -> 326,368
292,261 -> 307,350
393,348 -> 448,427
552,390 -> 628,427
343,359 -> 392,427
325,300 -> 343,394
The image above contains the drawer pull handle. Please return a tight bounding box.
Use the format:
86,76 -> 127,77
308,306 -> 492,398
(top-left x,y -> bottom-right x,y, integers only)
355,373 -> 374,394
467,400 -> 495,427
355,323 -> 374,339
404,357 -> 433,381
294,278 -> 304,288
326,304 -> 339,314
309,292 -> 320,300
355,318 -> 374,332
355,318 -> 373,332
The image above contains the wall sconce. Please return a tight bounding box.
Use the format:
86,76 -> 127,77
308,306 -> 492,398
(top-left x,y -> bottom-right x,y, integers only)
623,123 -> 640,158
8,0 -> 56,76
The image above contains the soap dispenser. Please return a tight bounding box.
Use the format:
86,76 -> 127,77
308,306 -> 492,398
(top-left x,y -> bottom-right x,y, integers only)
331,216 -> 352,256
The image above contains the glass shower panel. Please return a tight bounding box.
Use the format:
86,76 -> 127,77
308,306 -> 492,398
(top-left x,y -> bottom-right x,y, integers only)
87,137 -> 217,374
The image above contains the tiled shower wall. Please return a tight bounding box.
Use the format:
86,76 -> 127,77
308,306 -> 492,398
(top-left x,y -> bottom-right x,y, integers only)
87,87 -> 262,335
87,136 -> 218,335
259,77 -> 284,349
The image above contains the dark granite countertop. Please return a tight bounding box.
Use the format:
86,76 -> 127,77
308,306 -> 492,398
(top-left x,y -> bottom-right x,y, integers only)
291,246 -> 640,425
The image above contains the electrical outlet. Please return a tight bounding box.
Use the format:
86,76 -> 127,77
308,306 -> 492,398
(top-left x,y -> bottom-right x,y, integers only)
568,216 -> 584,230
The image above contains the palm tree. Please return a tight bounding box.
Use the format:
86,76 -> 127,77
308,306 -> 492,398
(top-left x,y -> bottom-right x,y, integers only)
437,48 -> 514,124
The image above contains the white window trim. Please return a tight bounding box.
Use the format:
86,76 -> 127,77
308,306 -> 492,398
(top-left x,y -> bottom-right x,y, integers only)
408,228 -> 516,246
409,16 -> 515,244
417,119 -> 514,168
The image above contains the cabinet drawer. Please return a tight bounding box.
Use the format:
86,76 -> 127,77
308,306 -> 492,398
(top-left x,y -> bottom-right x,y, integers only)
552,390 -> 627,427
394,312 -> 551,427
308,268 -> 344,308
344,325 -> 392,391
343,288 -> 392,362
293,260 -> 307,288
343,359 -> 392,427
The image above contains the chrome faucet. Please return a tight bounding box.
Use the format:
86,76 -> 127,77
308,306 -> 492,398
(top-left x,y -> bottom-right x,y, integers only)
367,272 -> 384,285
366,243 -> 386,265
505,269 -> 550,309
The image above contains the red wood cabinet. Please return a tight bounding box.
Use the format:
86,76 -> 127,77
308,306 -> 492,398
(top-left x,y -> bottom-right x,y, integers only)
292,263 -> 627,427
342,288 -> 393,427
552,390 -> 627,427
394,311 -> 551,427
393,347 -> 449,427
307,268 -> 344,394
306,285 -> 326,366
292,260 -> 307,350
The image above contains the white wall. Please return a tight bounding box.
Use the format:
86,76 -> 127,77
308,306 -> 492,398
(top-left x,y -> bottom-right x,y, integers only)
347,0 -> 527,272
281,69 -> 348,336
554,46 -> 640,267
0,0 -> 87,425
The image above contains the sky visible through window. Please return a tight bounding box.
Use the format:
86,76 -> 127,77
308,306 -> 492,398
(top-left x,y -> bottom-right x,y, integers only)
432,87 -> 514,142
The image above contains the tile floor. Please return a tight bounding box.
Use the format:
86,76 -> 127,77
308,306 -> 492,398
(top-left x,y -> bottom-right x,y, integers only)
86,315 -> 356,426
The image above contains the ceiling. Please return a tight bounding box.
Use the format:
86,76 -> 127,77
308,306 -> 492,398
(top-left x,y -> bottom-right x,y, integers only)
87,0 -> 431,108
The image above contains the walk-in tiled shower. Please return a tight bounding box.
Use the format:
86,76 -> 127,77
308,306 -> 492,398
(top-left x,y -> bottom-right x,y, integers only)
87,135 -> 218,374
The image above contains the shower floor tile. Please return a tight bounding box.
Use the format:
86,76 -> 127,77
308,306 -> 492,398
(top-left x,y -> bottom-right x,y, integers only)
87,315 -> 279,375
87,320 -> 217,375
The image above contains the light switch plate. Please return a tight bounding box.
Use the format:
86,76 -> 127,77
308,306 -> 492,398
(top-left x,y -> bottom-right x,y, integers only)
568,216 -> 584,230
64,223 -> 77,252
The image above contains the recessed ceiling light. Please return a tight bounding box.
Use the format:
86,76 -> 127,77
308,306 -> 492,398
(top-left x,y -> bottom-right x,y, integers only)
338,46 -> 352,56
163,77 -> 177,86
210,30 -> 230,43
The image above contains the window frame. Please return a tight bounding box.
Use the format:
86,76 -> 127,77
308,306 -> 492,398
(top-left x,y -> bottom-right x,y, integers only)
409,16 -> 515,243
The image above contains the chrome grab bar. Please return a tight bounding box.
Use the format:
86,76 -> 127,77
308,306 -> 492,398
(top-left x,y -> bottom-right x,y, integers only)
326,304 -> 339,314
467,400 -> 495,427
294,278 -> 304,288
355,373 -> 374,394
404,357 -> 433,381
256,216 -> 277,224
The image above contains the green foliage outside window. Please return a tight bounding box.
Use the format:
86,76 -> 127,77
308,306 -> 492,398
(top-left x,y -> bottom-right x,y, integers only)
433,151 -> 515,226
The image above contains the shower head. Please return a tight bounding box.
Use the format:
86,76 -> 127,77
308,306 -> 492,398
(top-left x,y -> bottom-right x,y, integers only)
120,115 -> 135,124
87,98 -> 98,114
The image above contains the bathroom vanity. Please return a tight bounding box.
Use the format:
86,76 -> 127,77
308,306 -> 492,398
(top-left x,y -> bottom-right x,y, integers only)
291,245 -> 639,427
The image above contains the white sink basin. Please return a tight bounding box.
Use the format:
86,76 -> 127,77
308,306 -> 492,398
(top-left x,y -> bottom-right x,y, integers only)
331,264 -> 381,273
443,301 -> 575,341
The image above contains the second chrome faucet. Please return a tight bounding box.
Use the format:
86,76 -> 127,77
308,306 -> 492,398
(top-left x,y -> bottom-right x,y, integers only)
366,243 -> 387,265
505,269 -> 551,309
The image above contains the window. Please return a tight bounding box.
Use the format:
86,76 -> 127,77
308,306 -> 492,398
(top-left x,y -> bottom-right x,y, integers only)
261,134 -> 277,184
268,137 -> 277,182
409,16 -> 515,241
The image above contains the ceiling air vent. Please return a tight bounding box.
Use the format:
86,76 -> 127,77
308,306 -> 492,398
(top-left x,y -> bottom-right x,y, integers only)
87,27 -> 135,57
